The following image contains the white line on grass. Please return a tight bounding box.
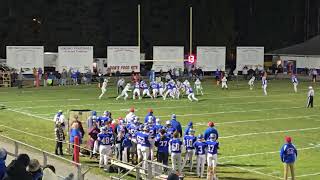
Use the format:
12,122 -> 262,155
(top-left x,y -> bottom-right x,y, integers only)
5,108 -> 52,121
295,172 -> 320,178
220,127 -> 320,139
15,99 -> 290,110
157,105 -> 317,118
219,146 -> 318,159
0,93 -> 296,104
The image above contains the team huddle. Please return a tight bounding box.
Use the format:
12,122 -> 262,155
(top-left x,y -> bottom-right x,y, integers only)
83,108 -> 220,179
99,78 -> 203,102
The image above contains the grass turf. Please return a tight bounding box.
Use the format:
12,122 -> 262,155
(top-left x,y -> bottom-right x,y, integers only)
0,78 -> 319,180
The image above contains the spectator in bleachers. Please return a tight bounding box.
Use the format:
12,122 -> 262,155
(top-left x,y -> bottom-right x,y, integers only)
5,153 -> 32,180
27,159 -> 43,180
0,148 -> 7,180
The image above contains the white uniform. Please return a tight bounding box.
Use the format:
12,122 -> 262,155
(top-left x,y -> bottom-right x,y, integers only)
98,80 -> 108,99
116,84 -> 131,100
194,79 -> 204,95
133,82 -> 141,100
158,82 -> 165,97
187,87 -> 198,102
262,77 -> 267,95
248,76 -> 255,90
221,77 -> 228,89
292,76 -> 298,93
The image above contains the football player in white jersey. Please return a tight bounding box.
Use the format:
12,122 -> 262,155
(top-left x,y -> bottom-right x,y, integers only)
194,78 -> 203,95
116,83 -> 132,101
98,79 -> 108,99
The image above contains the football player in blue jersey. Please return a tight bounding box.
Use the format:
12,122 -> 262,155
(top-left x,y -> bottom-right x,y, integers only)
133,81 -> 142,100
154,118 -> 163,134
158,81 -> 165,97
165,120 -> 176,139
193,134 -> 207,178
155,129 -> 170,166
169,132 -> 183,175
206,133 -> 219,180
141,80 -> 153,99
136,126 -> 152,171
291,74 -> 298,93
204,122 -> 219,140
187,86 -> 198,102
151,80 -> 159,98
97,111 -> 110,128
182,129 -> 196,171
280,136 -> 297,180
97,127 -> 114,170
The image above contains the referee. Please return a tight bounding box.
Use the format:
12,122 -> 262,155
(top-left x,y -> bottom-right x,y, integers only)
307,86 -> 314,108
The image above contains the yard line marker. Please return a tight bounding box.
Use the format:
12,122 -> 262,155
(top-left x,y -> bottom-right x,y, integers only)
0,93 -> 295,104
193,115 -> 320,126
157,105 -> 317,118
295,172 -> 320,178
219,162 -> 282,179
219,146 -> 318,159
16,99 -> 290,110
220,127 -> 320,139
5,108 -> 52,121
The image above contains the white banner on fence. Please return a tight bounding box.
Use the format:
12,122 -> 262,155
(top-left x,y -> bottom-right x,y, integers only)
57,46 -> 93,73
197,46 -> 226,71
6,46 -> 44,73
153,46 -> 184,72
280,56 -> 320,69
236,47 -> 264,70
107,46 -> 140,73
44,52 -> 58,67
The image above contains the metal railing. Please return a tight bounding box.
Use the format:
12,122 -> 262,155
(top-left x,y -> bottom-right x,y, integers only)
110,159 -> 174,180
0,134 -> 89,180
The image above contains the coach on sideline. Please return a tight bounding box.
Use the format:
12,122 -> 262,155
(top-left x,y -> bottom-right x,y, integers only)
280,136 -> 297,180
204,122 -> 219,140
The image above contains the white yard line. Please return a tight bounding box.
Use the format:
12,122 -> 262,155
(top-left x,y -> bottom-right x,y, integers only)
295,172 -> 320,178
15,99 -> 290,110
221,127 -> 320,139
5,108 -> 52,121
219,146 -> 318,159
0,93 -> 295,104
157,105 -> 316,118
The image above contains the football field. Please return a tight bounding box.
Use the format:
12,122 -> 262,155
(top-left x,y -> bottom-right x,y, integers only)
0,79 -> 319,180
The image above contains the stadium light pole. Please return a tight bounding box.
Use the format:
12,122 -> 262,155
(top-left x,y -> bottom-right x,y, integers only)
138,4 -> 141,51
189,6 -> 193,55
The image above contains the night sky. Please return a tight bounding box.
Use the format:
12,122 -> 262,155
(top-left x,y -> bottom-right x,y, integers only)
0,0 -> 319,59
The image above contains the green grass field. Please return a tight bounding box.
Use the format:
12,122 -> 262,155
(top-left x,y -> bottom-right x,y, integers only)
0,78 -> 320,180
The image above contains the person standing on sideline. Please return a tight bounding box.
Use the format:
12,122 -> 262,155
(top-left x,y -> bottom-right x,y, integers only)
117,78 -> 125,95
193,134 -> 207,178
291,74 -> 298,93
204,122 -> 219,140
54,122 -> 65,155
169,132 -> 183,175
99,79 -> 108,99
206,133 -> 219,180
155,129 -> 170,166
170,114 -> 182,137
280,136 -> 297,180
262,74 -> 268,95
307,86 -> 314,108
312,68 -> 317,82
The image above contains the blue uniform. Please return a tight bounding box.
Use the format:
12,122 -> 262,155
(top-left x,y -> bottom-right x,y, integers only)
155,136 -> 170,153
166,127 -> 176,138
136,132 -> 151,147
144,113 -> 156,123
262,78 -> 267,86
184,125 -> 192,136
122,137 -> 132,148
151,82 -> 158,89
204,127 -> 219,140
187,87 -> 194,94
292,76 -> 298,84
141,82 -> 148,89
193,141 -> 207,155
98,116 -> 109,127
154,124 -> 163,133
170,119 -> 182,136
184,135 -> 197,150
280,143 -> 297,163
97,133 -> 113,145
169,138 -> 183,153
206,140 -> 219,155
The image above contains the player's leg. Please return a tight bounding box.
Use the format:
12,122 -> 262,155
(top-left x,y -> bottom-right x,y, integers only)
196,155 -> 201,177
284,163 -> 289,180
124,92 -> 128,100
163,90 -> 169,100
212,154 -> 218,179
310,96 -> 313,108
192,93 -> 198,101
99,89 -> 105,99
263,85 -> 267,95
200,155 -> 205,177
200,86 -> 204,95
133,89 -> 137,99
99,145 -> 105,168
289,163 -> 295,180
181,150 -> 190,171
207,154 -> 213,180
187,93 -> 193,101
104,146 -> 111,168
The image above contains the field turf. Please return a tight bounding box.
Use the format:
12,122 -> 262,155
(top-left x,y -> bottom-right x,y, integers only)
0,78 -> 319,180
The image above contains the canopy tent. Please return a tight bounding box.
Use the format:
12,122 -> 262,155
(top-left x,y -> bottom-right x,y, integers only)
267,35 -> 320,56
